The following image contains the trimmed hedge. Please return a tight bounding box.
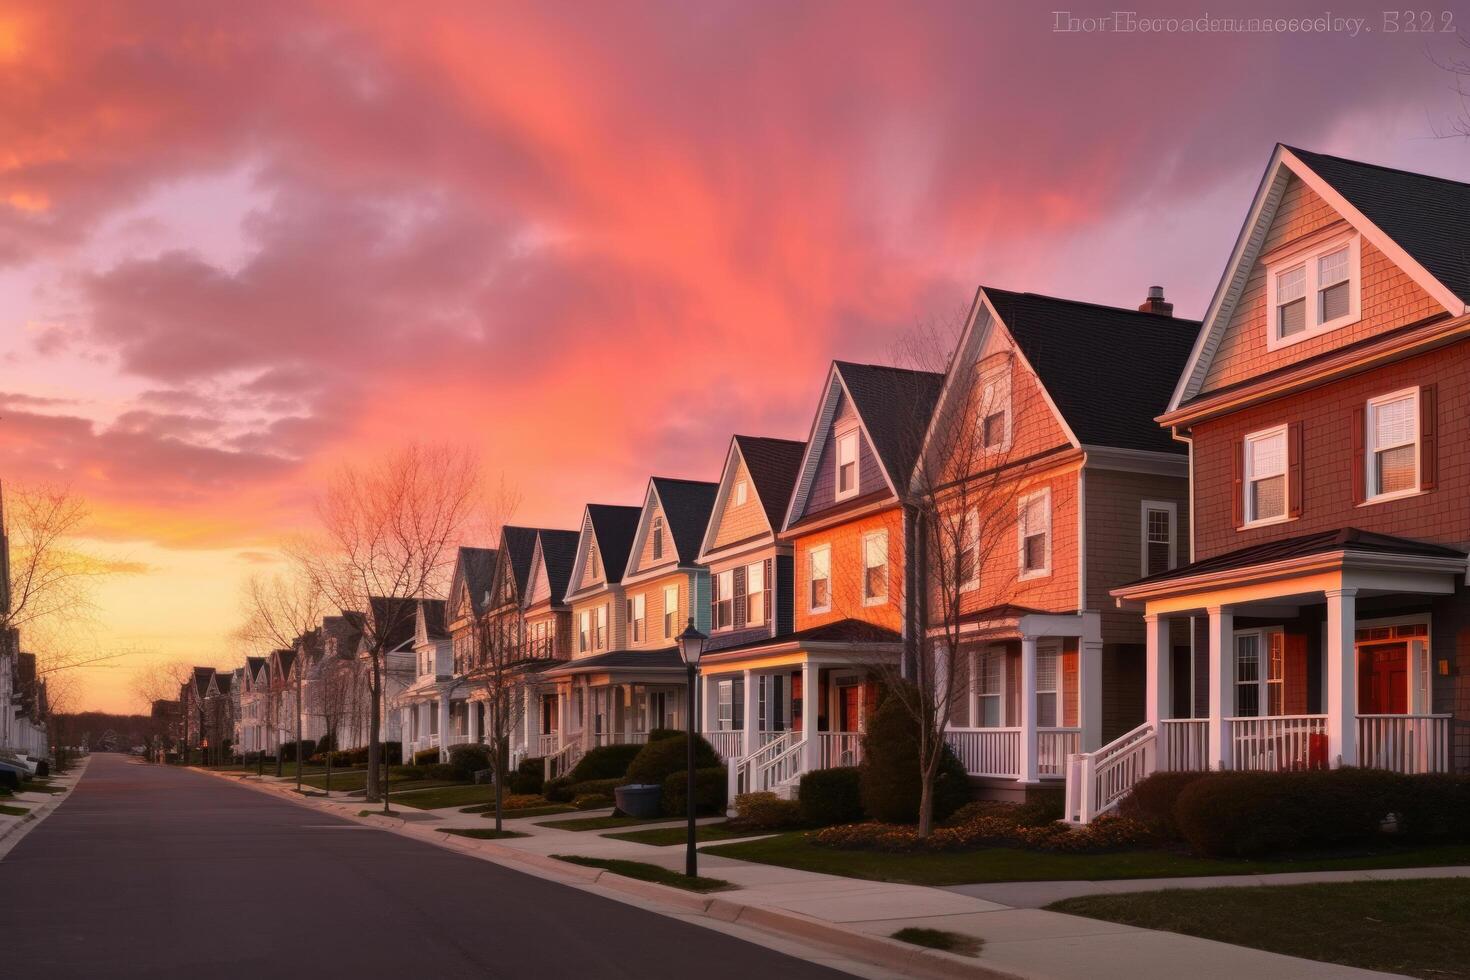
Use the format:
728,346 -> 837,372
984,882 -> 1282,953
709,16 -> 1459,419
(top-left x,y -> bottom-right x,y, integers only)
799,767 -> 863,827
647,728 -> 681,743
662,766 -> 727,816
858,684 -> 970,825
625,733 -> 720,786
412,748 -> 441,766
1118,771 -> 1209,840
279,739 -> 316,763
545,776 -> 625,803
567,743 -> 643,782
447,743 -> 492,779
733,791 -> 803,830
509,757 -> 544,795
345,742 -> 402,766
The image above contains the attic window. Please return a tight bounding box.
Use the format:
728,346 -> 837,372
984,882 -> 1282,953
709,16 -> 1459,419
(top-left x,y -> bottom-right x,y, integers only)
978,368 -> 1011,452
651,517 -> 664,561
835,431 -> 859,501
1266,233 -> 1360,350
734,480 -> 748,506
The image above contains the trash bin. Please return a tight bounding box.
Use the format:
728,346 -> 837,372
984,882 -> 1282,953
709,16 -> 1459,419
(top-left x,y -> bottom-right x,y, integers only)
614,783 -> 663,818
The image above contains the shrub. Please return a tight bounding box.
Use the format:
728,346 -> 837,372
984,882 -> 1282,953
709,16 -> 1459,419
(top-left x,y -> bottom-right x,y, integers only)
575,793 -> 614,810
567,743 -> 643,782
383,742 -> 403,766
508,757 -> 544,795
412,748 -> 440,766
315,732 -> 336,754
1118,771 -> 1209,840
858,684 -> 970,825
411,763 -> 460,782
448,743 -> 492,779
813,812 -> 1152,854
1395,773 -> 1470,841
662,767 -> 727,816
570,777 -> 625,797
625,733 -> 720,786
279,739 -> 316,763
646,728 -> 681,743
733,791 -> 804,831
799,767 -> 863,827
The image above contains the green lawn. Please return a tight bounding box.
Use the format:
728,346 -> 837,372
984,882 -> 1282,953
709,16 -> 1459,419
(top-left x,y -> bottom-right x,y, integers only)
297,769 -> 462,794
0,803 -> 28,816
388,784 -> 501,810
892,928 -> 982,958
462,802 -> 578,818
605,821 -> 767,846
536,815 -> 679,832
1051,879 -> 1470,979
16,783 -> 66,795
704,833 -> 1470,887
551,855 -> 734,893
441,828 -> 529,840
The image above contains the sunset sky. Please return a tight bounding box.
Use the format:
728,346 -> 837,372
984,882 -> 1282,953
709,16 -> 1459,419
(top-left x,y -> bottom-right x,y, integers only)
3,1 -> 1468,712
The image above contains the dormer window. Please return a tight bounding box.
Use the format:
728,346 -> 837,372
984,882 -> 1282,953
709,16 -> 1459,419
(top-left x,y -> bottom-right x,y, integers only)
1266,234 -> 1360,350
651,517 -> 664,561
835,431 -> 859,500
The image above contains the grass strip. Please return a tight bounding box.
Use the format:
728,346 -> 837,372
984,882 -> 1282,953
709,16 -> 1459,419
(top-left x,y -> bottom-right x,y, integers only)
551,855 -> 734,893
535,815 -> 679,832
891,928 -> 982,957
605,821 -> 762,846
441,828 -> 529,840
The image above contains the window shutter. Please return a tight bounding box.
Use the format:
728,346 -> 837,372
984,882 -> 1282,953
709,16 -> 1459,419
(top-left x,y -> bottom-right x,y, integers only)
1351,405 -> 1366,504
1287,421 -> 1303,518
1420,385 -> 1438,491
1231,438 -> 1244,527
733,679 -> 744,731
709,574 -> 719,630
733,565 -> 747,628
763,558 -> 773,634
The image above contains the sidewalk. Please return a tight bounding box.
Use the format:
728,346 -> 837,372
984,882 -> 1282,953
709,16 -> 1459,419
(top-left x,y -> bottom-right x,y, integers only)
204,767 -> 1403,979
0,754 -> 90,858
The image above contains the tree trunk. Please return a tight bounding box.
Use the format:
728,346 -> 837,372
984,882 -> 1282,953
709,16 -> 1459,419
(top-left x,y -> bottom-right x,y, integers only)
366,654 -> 383,803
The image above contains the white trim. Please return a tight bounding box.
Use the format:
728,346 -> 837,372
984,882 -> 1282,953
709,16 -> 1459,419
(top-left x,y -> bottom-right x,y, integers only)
1241,424 -> 1290,528
1364,386 -> 1421,502
958,508 -> 980,593
834,428 -> 860,502
977,362 -> 1013,454
1231,627 -> 1285,717
1140,500 -> 1178,577
807,543 -> 832,614
1265,232 -> 1361,351
1017,487 -> 1052,581
860,529 -> 889,607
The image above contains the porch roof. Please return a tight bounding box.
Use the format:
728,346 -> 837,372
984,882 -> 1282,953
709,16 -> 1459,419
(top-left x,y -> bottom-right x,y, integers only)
541,647 -> 683,676
700,619 -> 901,663
1113,527 -> 1466,606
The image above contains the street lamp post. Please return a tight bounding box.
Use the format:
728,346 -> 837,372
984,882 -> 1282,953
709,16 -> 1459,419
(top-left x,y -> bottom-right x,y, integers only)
676,618 -> 707,879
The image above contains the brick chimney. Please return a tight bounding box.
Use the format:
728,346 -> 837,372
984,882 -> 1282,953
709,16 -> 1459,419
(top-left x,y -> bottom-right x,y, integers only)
1139,285 -> 1173,316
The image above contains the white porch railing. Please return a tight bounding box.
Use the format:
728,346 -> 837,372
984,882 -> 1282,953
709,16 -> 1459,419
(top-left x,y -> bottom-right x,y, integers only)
1227,715 -> 1326,772
536,734 -> 559,757
1358,714 -> 1451,774
819,731 -> 862,769
1159,719 -> 1209,771
543,736 -> 584,782
1064,722 -> 1155,824
729,730 -> 801,800
703,730 -> 745,762
1039,728 -> 1080,776
445,734 -> 471,747
591,731 -> 649,748
946,727 -> 1021,777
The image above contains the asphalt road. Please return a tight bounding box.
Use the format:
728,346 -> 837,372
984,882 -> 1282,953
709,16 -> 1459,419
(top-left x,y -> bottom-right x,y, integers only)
2,753 -> 853,979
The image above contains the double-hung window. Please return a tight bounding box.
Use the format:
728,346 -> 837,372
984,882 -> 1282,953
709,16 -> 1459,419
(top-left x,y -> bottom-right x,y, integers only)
1233,630 -> 1284,717
1267,235 -> 1360,349
1141,501 -> 1176,576
1243,426 -> 1288,525
1367,389 -> 1418,500
594,605 -> 607,650
663,584 -> 679,638
714,569 -> 734,630
651,517 -> 664,561
745,561 -> 765,626
578,610 -> 590,653
977,650 -> 1002,726
1035,649 -> 1058,727
957,509 -> 980,591
835,432 -> 859,500
734,480 -> 748,506
862,531 -> 888,604
809,545 -> 831,612
1018,489 -> 1051,579
627,593 -> 646,642
978,369 -> 1011,452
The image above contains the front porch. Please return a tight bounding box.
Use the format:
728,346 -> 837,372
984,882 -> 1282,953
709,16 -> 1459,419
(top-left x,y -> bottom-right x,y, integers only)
399,687 -> 477,762
1068,528 -> 1466,822
540,649 -> 689,780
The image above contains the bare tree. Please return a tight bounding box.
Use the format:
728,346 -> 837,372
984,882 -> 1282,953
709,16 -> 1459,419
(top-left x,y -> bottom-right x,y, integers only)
237,570 -> 325,783
290,443 -> 481,802
466,609 -> 526,833
130,658 -> 195,762
308,654 -> 358,793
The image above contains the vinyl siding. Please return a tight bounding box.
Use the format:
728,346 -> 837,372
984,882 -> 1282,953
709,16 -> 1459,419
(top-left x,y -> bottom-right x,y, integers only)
793,507 -> 905,633
797,392 -> 885,524
1084,467 -> 1190,646
712,457 -> 772,551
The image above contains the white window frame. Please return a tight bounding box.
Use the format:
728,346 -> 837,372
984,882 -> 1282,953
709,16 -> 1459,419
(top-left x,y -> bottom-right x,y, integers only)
1139,500 -> 1178,576
594,604 -> 607,651
651,516 -> 664,561
958,508 -> 980,593
808,544 -> 832,613
835,430 -> 859,501
578,610 -> 590,654
1266,233 -> 1361,350
977,367 -> 1012,453
714,568 -> 735,631
1232,628 -> 1284,718
861,530 -> 888,606
1017,488 -> 1052,580
663,584 -> 679,639
628,593 -> 646,643
1035,644 -> 1059,728
977,648 -> 1004,727
734,480 -> 748,507
1364,387 -> 1421,503
1242,424 -> 1290,528
745,561 -> 765,626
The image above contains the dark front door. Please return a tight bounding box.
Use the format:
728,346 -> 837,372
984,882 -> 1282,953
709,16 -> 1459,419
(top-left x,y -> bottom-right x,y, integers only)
838,685 -> 861,732
1358,643 -> 1408,714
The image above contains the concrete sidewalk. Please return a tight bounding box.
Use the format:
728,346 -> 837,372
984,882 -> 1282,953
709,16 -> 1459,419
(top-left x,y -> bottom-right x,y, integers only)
0,754 -> 90,857
207,766 -> 1402,979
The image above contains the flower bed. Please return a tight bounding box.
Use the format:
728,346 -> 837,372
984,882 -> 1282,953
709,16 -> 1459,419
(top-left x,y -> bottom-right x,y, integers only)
811,801 -> 1152,854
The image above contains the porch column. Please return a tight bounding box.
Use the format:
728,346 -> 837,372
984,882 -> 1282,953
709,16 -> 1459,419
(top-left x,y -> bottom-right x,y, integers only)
1206,606 -> 1233,770
437,695 -> 451,761
1018,636 -> 1039,783
801,661 -> 819,772
1144,614 -> 1171,729
1081,617 -> 1104,753
741,669 -> 758,757
523,685 -> 535,751
1326,587 -> 1358,767
967,649 -> 979,728
468,698 -> 481,745
556,689 -> 567,748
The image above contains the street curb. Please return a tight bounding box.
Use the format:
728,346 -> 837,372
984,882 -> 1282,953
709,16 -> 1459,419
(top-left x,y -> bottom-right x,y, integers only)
193,766 -> 1018,979
0,756 -> 92,861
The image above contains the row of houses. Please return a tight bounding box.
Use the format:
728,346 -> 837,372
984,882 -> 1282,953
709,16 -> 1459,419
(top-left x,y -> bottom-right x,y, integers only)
0,486 -> 50,761
201,144 -> 1470,821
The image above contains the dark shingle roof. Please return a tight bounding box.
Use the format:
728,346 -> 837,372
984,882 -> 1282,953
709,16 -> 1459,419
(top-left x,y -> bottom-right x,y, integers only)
273,649 -> 296,679
456,546 -> 498,615
650,478 -> 718,563
499,527 -> 541,598
585,504 -> 641,585
1124,527 -> 1466,589
1287,146 -> 1470,305
192,666 -> 213,698
733,435 -> 806,531
537,529 -> 581,604
369,596 -> 419,650
212,674 -> 233,696
981,287 -> 1199,454
321,614 -> 361,659
705,619 -> 902,657
420,598 -> 447,639
544,647 -> 684,673
834,362 -> 944,485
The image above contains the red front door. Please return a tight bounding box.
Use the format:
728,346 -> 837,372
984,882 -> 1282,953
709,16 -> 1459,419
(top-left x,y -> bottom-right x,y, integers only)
839,685 -> 861,732
1358,643 -> 1408,714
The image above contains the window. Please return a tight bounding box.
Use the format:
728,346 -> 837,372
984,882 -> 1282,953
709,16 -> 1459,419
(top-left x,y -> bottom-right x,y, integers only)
651,517 -> 664,561
957,509 -> 980,591
1243,426 -> 1288,524
663,584 -> 679,638
745,561 -> 765,626
1018,489 -> 1051,578
862,531 -> 888,604
809,545 -> 831,612
715,679 -> 744,731
578,610 -> 590,653
1367,389 -> 1418,500
1140,501 -> 1176,576
594,604 -> 607,650
1267,234 -> 1360,348
628,593 -> 646,642
714,568 -> 734,630
734,480 -> 747,506
587,540 -> 601,579
835,431 -> 859,499
1233,630 -> 1284,717
978,369 -> 1011,451
1036,649 -> 1058,727
978,650 -> 1002,727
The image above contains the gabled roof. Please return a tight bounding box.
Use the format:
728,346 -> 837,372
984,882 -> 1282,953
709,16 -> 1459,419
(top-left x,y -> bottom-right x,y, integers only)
419,598 -> 447,639
192,667 -> 214,698
784,362 -> 943,530
535,529 -> 581,606
321,614 -> 361,659
980,287 -> 1199,455
627,477 -> 719,578
703,619 -> 902,658
499,527 -> 541,600
272,648 -> 296,680
1171,144 -> 1470,411
369,596 -> 419,650
566,504 -> 641,598
451,546 -> 498,618
212,673 -> 233,696
699,435 -> 806,559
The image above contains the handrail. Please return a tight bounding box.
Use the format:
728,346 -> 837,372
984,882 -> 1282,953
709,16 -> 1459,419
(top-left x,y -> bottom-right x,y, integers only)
543,736 -> 584,782
1064,722 -> 1156,824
